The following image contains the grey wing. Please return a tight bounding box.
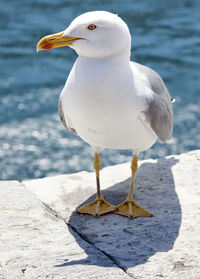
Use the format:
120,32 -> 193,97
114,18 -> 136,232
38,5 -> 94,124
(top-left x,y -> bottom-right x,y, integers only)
58,98 -> 78,136
134,62 -> 173,142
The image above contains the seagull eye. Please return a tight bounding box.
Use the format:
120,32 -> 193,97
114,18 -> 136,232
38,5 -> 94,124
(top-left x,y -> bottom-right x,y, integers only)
87,24 -> 97,30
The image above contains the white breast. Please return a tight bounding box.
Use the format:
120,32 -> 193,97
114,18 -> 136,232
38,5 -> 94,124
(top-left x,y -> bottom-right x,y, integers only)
60,56 -> 157,152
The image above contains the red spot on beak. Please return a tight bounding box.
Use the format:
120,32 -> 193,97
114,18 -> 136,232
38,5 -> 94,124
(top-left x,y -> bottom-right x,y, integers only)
41,42 -> 53,50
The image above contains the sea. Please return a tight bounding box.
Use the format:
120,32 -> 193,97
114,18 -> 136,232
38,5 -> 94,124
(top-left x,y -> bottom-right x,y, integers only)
0,0 -> 200,180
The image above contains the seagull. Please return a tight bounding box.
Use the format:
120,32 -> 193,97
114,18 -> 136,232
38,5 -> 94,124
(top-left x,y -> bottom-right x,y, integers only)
37,11 -> 173,218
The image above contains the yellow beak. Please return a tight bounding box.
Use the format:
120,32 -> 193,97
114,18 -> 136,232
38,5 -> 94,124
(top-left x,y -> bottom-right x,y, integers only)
36,31 -> 80,52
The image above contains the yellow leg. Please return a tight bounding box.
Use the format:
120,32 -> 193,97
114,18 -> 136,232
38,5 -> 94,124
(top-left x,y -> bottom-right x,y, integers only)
114,155 -> 152,218
78,153 -> 117,217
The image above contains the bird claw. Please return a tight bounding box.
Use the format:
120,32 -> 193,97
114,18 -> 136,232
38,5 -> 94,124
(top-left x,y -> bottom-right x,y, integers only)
78,196 -> 116,216
114,198 -> 151,218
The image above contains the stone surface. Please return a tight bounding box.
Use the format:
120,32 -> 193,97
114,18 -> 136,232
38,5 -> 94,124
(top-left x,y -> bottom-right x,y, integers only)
0,181 -> 129,279
1,150 -> 200,278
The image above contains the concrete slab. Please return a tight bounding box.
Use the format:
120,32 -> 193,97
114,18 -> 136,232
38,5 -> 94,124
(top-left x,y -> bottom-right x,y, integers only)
23,150 -> 200,278
0,181 -> 129,279
1,150 -> 199,278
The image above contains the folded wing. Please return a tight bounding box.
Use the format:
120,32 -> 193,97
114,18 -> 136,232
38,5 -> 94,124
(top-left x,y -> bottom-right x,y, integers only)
58,98 -> 78,136
134,62 -> 173,142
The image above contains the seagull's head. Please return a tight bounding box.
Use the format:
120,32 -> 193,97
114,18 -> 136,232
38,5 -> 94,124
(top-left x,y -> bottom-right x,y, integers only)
37,11 -> 131,58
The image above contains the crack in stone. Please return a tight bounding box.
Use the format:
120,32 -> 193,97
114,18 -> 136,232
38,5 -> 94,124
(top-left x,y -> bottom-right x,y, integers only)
68,222 -> 128,274
42,202 -> 131,277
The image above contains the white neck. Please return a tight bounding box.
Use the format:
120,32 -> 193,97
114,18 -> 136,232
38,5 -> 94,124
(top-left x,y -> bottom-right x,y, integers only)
77,44 -> 131,66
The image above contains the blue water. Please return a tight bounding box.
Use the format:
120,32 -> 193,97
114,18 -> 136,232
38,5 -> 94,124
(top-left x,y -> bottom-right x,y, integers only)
1,0 -> 200,180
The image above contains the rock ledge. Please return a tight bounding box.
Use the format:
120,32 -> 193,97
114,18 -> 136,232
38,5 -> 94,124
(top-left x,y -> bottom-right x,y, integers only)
1,150 -> 200,278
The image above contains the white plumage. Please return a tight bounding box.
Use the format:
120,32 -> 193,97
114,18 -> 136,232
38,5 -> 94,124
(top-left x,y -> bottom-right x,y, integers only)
59,11 -> 172,153
37,11 -> 173,217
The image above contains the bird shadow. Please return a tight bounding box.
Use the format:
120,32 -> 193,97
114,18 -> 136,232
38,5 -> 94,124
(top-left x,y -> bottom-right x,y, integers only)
56,156 -> 181,271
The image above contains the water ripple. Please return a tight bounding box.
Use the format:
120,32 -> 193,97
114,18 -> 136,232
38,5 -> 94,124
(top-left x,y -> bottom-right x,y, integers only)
0,0 -> 200,180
